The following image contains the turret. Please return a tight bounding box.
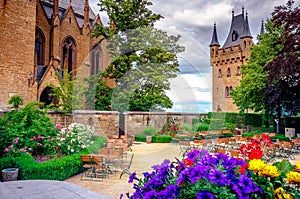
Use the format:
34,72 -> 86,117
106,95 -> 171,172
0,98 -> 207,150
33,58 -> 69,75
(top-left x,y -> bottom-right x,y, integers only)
84,0 -> 89,28
209,23 -> 220,60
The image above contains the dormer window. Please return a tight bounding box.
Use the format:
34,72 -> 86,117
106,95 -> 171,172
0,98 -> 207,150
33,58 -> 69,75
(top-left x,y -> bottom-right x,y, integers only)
232,30 -> 238,41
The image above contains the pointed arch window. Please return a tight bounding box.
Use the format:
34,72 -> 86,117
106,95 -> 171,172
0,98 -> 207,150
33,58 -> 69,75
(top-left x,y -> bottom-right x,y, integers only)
236,66 -> 241,76
35,27 -> 45,66
225,86 -> 229,97
227,68 -> 231,77
90,45 -> 103,75
218,69 -> 222,78
229,86 -> 233,97
61,36 -> 77,75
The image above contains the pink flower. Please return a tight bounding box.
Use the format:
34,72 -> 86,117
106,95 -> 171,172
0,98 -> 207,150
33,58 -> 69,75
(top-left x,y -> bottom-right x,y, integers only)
47,136 -> 51,139
8,145 -> 13,149
20,148 -> 27,152
37,135 -> 44,140
29,148 -> 32,151
4,148 -> 9,153
32,136 -> 37,140
13,137 -> 19,144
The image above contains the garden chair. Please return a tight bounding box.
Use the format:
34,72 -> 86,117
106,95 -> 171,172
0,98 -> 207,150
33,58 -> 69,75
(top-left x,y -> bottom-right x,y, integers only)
281,141 -> 295,160
80,155 -> 95,180
119,153 -> 134,179
93,156 -> 108,181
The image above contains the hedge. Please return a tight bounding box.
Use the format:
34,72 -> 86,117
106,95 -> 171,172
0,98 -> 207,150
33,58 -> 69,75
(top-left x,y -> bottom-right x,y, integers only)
244,113 -> 263,127
134,134 -> 173,143
0,151 -> 88,181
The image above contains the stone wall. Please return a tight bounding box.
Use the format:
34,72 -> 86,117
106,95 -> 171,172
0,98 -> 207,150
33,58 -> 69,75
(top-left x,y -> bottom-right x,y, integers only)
124,112 -> 208,136
48,110 -> 119,137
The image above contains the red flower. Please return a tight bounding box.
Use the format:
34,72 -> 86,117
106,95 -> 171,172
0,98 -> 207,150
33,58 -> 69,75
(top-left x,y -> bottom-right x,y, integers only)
239,163 -> 249,174
249,149 -> 263,160
183,159 -> 194,167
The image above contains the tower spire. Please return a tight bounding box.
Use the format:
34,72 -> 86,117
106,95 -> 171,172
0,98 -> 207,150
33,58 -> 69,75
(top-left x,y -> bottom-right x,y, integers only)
209,23 -> 220,47
260,20 -> 265,35
241,11 -> 252,38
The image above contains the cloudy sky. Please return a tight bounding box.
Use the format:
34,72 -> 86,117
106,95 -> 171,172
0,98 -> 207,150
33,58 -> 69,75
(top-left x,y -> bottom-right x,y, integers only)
89,0 -> 300,113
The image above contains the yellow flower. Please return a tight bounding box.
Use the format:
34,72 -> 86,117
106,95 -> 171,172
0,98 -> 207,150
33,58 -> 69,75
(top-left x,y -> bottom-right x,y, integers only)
248,159 -> 266,173
286,171 -> 300,183
296,161 -> 300,170
258,164 -> 280,178
274,187 -> 294,199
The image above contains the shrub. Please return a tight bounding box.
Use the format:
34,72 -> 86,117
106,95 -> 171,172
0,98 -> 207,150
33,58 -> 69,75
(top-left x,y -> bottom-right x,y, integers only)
151,135 -> 173,143
86,136 -> 107,154
193,122 -> 209,132
0,102 -> 59,157
181,123 -> 193,132
135,134 -> 147,142
142,126 -> 160,136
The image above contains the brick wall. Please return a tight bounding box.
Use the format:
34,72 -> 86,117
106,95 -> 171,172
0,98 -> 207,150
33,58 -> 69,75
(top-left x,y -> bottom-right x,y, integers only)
0,0 -> 36,107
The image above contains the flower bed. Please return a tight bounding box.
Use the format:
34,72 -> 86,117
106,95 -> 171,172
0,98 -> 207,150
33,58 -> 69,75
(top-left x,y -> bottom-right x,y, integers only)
123,133 -> 300,199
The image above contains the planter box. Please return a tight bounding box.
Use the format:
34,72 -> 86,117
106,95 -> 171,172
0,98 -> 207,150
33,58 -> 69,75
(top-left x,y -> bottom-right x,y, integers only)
146,136 -> 152,144
2,168 -> 18,182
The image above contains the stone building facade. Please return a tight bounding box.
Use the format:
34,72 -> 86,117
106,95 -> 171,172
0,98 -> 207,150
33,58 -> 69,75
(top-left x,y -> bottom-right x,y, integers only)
209,9 -> 262,112
0,0 -> 111,108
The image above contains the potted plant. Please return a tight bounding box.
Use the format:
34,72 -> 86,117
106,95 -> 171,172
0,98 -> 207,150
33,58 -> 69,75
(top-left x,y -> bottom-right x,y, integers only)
142,126 -> 159,144
2,168 -> 18,182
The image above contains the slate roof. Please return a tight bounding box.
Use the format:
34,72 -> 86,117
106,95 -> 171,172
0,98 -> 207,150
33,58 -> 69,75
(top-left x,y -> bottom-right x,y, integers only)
209,23 -> 220,47
40,0 -> 96,28
222,11 -> 253,48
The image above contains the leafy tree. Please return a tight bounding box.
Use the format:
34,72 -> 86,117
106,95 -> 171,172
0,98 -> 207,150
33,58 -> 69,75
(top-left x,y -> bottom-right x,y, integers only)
93,1 -> 184,112
8,95 -> 24,110
231,21 -> 283,113
48,70 -> 85,113
232,1 -> 300,118
93,0 -> 162,39
263,0 -> 300,117
84,73 -> 113,110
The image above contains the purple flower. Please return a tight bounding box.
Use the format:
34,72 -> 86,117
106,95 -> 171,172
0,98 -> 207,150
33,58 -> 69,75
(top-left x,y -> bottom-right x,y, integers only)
144,190 -> 158,199
189,164 -> 207,183
158,184 -> 178,199
129,172 -> 137,183
238,175 -> 254,194
186,150 -> 200,161
197,191 -> 214,199
208,169 -> 227,186
152,159 -> 170,171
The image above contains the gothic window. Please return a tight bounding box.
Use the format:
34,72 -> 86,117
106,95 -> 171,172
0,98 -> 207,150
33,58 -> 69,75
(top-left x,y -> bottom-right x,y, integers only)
229,86 -> 233,97
90,45 -> 103,75
61,36 -> 77,75
35,27 -> 45,66
225,86 -> 229,97
227,68 -> 231,77
218,69 -> 222,78
244,41 -> 247,49
211,49 -> 214,57
232,30 -> 238,41
236,66 -> 241,76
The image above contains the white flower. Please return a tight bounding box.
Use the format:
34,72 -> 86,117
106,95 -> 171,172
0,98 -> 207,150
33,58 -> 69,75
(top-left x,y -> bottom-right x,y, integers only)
71,149 -> 74,153
68,145 -> 70,150
81,144 -> 86,148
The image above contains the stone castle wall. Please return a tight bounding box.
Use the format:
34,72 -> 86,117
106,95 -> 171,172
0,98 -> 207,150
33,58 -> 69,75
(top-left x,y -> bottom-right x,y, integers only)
0,0 -> 37,107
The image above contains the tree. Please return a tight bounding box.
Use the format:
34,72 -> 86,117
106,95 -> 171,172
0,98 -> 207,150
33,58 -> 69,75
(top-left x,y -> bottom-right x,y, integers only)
232,0 -> 300,118
84,73 -> 113,111
263,0 -> 300,117
231,21 -> 283,113
8,95 -> 24,110
93,0 -> 184,112
48,70 -> 85,113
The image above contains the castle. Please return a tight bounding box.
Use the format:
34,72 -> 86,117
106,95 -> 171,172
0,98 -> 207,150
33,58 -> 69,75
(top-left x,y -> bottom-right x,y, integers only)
209,8 -> 263,112
0,0 -> 111,108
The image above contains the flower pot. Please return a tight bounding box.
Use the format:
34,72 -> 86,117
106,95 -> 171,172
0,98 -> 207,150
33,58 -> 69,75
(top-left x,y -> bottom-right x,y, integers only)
2,168 -> 18,182
146,136 -> 152,144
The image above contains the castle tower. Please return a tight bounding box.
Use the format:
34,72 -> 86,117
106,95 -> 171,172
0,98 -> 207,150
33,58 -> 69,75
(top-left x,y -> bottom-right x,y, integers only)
209,8 -> 254,112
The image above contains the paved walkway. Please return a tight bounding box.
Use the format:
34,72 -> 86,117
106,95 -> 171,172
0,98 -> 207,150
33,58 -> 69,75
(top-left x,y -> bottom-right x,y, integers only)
0,180 -> 109,199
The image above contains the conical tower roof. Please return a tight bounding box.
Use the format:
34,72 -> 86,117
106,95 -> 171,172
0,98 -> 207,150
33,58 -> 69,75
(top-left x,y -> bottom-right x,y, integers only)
240,12 -> 253,39
209,23 -> 220,47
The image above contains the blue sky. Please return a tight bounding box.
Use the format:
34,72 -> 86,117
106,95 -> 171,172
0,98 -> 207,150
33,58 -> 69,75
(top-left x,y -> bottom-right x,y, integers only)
90,0 -> 300,113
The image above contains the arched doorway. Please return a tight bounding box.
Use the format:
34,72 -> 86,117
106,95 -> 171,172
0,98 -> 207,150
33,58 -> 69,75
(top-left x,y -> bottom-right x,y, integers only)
40,87 -> 58,108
